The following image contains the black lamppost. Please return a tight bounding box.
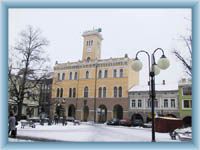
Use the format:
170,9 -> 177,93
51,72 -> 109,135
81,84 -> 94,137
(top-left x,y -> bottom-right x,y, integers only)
131,48 -> 170,142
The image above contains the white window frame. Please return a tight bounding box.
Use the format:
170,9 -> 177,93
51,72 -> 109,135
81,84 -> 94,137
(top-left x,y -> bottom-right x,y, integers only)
131,99 -> 136,108
182,99 -> 192,110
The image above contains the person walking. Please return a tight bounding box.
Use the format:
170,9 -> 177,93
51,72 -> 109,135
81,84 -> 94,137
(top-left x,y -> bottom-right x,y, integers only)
62,116 -> 67,126
8,111 -> 17,138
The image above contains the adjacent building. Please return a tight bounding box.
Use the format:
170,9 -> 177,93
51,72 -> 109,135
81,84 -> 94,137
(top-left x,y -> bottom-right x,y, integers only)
178,78 -> 192,126
51,28 -> 139,122
128,80 -> 179,123
38,72 -> 53,117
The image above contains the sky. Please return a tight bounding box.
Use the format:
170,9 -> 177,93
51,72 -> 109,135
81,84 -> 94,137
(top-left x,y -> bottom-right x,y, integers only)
8,8 -> 191,85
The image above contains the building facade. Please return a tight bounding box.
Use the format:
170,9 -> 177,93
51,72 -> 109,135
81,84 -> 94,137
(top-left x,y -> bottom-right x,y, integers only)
51,28 -> 139,122
178,78 -> 192,126
39,72 -> 53,117
129,80 -> 179,123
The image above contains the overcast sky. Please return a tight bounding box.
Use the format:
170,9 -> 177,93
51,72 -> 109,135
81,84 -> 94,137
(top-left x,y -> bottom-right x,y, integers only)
9,8 -> 191,85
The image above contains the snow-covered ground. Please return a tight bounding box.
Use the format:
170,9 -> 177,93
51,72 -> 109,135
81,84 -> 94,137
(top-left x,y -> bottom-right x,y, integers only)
8,122 -> 185,142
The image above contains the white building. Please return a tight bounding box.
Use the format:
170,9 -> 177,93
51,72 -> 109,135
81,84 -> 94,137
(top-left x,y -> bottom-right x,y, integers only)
128,80 -> 179,123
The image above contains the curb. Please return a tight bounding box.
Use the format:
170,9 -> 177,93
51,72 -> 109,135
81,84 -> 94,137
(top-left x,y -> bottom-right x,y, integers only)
12,135 -> 66,142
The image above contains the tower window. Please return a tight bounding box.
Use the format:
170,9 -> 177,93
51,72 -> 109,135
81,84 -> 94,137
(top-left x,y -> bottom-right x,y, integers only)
86,71 -> 89,79
87,57 -> 90,62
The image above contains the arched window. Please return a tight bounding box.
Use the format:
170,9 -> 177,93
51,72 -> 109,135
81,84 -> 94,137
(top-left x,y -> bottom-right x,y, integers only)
103,87 -> 106,98
113,69 -> 117,78
98,87 -> 102,98
104,70 -> 108,78
62,73 -> 65,80
58,73 -> 60,80
114,87 -> 117,98
86,71 -> 89,79
69,72 -> 72,80
74,72 -> 78,80
91,40 -> 93,45
60,88 -> 63,97
118,87 -> 122,97
84,87 -> 89,98
87,57 -> 91,62
69,88 -> 72,98
56,88 -> 60,97
73,88 -> 76,98
120,69 -> 123,77
98,70 -> 102,78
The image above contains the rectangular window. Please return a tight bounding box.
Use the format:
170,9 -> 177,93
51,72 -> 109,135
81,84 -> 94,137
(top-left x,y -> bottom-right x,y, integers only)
164,99 -> 168,108
183,100 -> 192,109
182,86 -> 192,95
171,99 -> 175,108
147,99 -> 151,108
138,99 -> 142,108
155,99 -> 158,108
132,100 -> 136,108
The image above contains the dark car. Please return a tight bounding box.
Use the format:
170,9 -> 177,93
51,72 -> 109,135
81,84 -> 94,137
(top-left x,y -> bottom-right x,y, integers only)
119,119 -> 132,127
107,118 -> 120,126
132,119 -> 144,127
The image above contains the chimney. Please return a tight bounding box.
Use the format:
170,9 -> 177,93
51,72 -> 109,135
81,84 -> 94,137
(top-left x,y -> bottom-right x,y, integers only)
163,80 -> 165,85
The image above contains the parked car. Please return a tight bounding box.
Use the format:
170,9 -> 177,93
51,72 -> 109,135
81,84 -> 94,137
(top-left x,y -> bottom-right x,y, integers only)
132,119 -> 144,127
107,118 -> 120,126
119,119 -> 132,127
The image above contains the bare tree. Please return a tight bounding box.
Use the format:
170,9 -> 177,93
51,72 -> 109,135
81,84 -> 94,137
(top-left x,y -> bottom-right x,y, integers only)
172,35 -> 192,77
8,26 -> 50,120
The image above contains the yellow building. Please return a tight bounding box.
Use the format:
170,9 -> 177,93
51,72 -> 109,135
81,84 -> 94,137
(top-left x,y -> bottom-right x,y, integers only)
51,28 -> 139,122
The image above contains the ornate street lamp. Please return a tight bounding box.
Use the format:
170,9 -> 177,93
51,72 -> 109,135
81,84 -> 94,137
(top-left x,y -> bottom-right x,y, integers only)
131,48 -> 170,142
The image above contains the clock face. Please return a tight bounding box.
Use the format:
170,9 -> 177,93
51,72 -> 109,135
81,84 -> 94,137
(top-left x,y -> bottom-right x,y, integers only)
87,47 -> 92,52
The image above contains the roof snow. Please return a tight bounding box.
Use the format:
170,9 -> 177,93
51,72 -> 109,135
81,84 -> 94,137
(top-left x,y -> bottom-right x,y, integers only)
129,83 -> 178,92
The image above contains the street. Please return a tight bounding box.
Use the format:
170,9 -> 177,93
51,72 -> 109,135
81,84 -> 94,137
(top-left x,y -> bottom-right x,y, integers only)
9,122 -> 181,142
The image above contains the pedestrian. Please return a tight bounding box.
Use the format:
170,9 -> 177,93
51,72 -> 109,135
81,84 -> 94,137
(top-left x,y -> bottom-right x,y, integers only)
8,111 -> 17,138
54,115 -> 58,125
62,116 -> 67,126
